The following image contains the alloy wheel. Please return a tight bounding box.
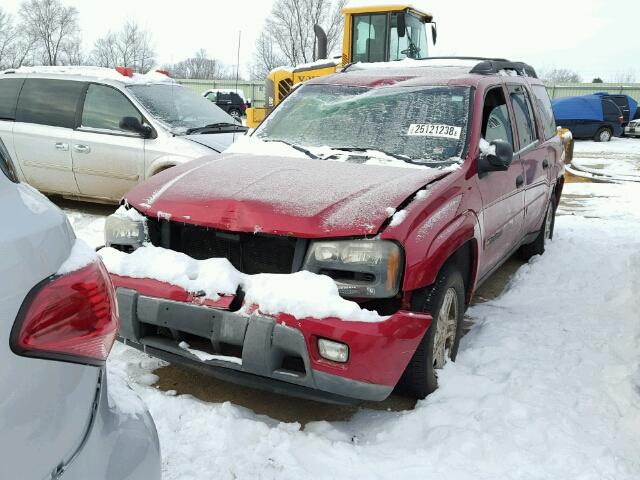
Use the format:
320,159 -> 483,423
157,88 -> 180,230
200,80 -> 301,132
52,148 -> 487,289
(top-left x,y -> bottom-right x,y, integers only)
433,288 -> 459,369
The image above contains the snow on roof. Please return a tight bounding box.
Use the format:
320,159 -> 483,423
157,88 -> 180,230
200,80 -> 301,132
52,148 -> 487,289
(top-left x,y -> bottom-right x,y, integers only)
276,57 -> 341,74
348,58 -> 480,72
202,88 -> 247,99
1,65 -> 176,84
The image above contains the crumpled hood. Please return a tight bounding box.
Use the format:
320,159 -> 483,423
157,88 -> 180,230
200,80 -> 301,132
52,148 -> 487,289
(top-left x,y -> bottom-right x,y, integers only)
182,132 -> 240,152
126,154 -> 450,237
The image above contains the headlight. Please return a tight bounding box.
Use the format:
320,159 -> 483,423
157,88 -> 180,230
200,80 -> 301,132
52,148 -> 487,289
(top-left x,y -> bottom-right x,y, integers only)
104,210 -> 146,249
303,240 -> 403,298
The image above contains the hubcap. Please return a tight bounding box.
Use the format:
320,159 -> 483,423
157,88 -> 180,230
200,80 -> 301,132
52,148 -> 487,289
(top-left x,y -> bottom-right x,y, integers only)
433,288 -> 458,369
544,202 -> 554,240
231,111 -> 240,118
600,130 -> 611,141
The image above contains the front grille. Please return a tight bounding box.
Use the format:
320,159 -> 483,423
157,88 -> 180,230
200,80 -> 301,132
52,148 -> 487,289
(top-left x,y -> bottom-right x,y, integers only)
146,219 -> 298,275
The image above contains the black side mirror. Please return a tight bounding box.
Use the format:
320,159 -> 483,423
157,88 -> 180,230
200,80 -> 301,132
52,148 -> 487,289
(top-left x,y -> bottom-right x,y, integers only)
397,13 -> 406,37
431,23 -> 438,45
119,116 -> 153,138
478,139 -> 514,174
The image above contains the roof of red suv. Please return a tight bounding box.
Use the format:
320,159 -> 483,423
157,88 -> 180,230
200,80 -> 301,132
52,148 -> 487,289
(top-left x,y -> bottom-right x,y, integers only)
308,57 -> 542,89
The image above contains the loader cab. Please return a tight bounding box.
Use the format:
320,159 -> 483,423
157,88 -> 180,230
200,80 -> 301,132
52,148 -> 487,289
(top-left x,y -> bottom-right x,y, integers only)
343,7 -> 435,64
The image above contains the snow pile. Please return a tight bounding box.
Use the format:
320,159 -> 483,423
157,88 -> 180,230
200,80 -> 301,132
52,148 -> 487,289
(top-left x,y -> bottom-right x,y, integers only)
5,65 -> 175,84
56,239 -> 98,275
105,179 -> 640,479
479,137 -> 497,156
99,245 -> 382,322
388,209 -> 408,227
178,341 -> 243,365
569,138 -> 640,182
114,204 -> 147,222
225,135 -> 308,158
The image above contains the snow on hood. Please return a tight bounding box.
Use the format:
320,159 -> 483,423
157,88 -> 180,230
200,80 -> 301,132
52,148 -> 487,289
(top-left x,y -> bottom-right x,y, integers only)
125,153 -> 451,237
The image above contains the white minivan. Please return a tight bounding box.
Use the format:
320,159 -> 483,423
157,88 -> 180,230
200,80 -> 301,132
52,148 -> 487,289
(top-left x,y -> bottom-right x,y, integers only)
0,66 -> 247,203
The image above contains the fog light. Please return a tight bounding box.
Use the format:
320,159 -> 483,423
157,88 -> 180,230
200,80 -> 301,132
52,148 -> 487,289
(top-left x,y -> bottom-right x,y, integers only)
318,338 -> 349,363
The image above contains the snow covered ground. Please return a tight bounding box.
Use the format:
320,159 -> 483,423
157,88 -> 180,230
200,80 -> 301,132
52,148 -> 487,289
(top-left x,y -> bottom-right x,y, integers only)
62,142 -> 640,480
570,138 -> 640,181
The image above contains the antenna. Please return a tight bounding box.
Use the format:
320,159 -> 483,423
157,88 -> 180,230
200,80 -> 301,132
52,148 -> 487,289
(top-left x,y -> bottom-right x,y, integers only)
235,30 -> 241,97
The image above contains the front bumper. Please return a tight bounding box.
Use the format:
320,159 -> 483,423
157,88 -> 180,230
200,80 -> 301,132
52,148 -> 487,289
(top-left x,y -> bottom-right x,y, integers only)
624,126 -> 639,136
113,276 -> 431,403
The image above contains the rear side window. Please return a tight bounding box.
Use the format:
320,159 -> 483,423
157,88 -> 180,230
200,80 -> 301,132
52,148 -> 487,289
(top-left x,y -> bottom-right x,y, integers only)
0,138 -> 18,182
81,84 -> 141,132
0,78 -> 25,120
531,85 -> 556,140
509,86 -> 537,149
602,99 -> 621,117
16,79 -> 85,128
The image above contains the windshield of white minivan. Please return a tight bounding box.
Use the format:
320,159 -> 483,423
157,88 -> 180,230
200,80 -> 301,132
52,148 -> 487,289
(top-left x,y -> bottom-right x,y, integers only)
254,84 -> 471,164
127,84 -> 237,132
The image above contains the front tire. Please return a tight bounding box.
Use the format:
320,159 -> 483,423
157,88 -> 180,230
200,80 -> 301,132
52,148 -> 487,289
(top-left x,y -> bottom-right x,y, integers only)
519,196 -> 556,260
397,265 -> 465,399
594,127 -> 612,142
229,108 -> 242,119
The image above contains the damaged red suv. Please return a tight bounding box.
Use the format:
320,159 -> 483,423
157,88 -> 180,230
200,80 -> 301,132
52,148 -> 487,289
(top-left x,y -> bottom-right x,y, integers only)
101,58 -> 565,403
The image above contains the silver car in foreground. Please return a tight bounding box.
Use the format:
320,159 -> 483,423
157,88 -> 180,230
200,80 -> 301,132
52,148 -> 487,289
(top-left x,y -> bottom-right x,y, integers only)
624,119 -> 640,138
0,140 -> 160,479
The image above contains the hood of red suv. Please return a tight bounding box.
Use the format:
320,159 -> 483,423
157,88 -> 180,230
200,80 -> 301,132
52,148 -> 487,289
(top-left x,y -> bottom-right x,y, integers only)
126,154 -> 450,237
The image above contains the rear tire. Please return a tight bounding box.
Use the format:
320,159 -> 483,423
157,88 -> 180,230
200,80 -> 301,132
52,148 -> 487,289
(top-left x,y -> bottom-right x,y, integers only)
229,108 -> 242,119
594,127 -> 612,142
519,196 -> 556,260
397,264 -> 465,399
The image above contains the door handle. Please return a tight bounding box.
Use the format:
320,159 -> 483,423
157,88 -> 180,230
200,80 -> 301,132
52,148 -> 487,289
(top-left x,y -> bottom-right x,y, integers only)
54,142 -> 69,151
516,174 -> 524,188
542,159 -> 549,169
73,144 -> 91,153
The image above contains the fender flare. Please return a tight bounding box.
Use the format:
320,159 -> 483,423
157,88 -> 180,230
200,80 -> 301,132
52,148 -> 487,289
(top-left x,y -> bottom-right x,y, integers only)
402,209 -> 481,297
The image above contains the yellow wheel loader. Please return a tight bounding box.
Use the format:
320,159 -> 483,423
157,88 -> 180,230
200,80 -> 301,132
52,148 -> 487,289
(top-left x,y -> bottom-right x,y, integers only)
246,4 -> 436,128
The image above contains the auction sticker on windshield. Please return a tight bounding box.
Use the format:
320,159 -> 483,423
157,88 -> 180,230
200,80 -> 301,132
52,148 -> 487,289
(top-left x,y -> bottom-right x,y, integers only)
407,124 -> 462,139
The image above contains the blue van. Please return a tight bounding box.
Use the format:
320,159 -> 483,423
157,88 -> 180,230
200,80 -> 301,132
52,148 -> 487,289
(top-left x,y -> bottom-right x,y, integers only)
552,94 -> 630,141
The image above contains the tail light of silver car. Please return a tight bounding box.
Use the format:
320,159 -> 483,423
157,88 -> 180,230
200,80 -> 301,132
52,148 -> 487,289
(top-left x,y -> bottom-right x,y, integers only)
10,260 -> 119,365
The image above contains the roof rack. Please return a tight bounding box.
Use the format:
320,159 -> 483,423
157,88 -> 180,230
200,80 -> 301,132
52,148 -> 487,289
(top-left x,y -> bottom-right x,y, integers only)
423,57 -> 537,78
343,56 -> 538,78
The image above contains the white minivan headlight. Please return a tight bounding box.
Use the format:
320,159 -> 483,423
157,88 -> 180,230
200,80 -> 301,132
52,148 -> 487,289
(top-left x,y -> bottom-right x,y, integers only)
104,208 -> 147,249
303,240 -> 403,298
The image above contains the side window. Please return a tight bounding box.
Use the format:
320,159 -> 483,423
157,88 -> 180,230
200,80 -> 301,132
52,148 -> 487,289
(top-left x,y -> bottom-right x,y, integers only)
0,138 -> 18,183
509,86 -> 537,149
531,85 -> 556,140
16,79 -> 85,128
602,99 -> 621,118
81,84 -> 141,132
0,78 -> 25,120
352,14 -> 387,63
481,87 -> 514,148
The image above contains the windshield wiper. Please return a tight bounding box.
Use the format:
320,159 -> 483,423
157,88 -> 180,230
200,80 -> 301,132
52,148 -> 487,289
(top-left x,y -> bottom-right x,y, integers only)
326,147 -> 424,164
186,122 -> 248,134
262,139 -> 318,159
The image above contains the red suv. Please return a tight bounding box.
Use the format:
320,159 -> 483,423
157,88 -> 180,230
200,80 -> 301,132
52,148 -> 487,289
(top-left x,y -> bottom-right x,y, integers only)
102,58 -> 565,403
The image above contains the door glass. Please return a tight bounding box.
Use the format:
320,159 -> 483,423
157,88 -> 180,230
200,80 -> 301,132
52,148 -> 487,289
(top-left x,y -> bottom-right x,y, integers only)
531,85 -> 556,140
509,87 -> 537,149
352,14 -> 387,63
389,13 -> 428,60
82,84 -> 142,132
482,87 -> 514,148
0,78 -> 25,120
16,79 -> 85,128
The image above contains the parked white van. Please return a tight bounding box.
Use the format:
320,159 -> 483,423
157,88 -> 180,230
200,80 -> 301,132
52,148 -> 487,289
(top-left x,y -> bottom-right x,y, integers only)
0,66 -> 247,203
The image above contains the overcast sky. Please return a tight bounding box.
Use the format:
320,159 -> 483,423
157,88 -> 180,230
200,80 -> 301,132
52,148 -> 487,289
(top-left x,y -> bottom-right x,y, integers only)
2,0 -> 638,81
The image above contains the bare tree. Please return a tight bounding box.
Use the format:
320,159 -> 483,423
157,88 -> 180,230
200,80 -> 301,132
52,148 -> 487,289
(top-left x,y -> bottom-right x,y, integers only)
0,7 -> 40,69
19,0 -> 80,66
255,0 -> 346,72
91,20 -> 155,73
166,49 -> 232,80
539,68 -> 582,83
612,69 -> 637,83
250,31 -> 286,80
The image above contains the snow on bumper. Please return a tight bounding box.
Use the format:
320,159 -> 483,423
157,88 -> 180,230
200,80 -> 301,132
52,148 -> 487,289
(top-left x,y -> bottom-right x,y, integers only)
112,275 -> 431,403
